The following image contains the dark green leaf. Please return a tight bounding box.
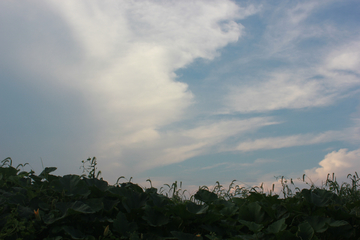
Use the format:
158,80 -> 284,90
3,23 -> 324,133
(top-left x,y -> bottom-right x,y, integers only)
296,222 -> 314,240
219,200 -> 238,216
194,189 -> 218,204
327,219 -> 349,227
143,205 -> 169,227
39,167 -> 57,178
301,189 -> 337,207
305,216 -> 328,233
267,217 -> 287,234
56,201 -> 95,215
238,202 -> 264,223
171,231 -> 203,240
186,201 -> 209,214
83,178 -> 109,192
113,211 -> 138,235
122,191 -> 148,212
50,174 -> 90,197
275,230 -> 297,240
17,205 -> 34,220
62,226 -> 86,239
239,219 -> 264,233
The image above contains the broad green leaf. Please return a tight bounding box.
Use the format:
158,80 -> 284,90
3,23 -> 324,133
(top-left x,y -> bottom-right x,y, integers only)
219,201 -> 239,217
113,211 -> 138,235
168,204 -> 194,220
17,205 -> 34,220
239,219 -> 264,233
171,231 -> 203,240
142,205 -> 169,227
50,174 -> 90,197
301,189 -> 338,207
42,210 -> 66,224
0,165 -> 19,178
83,198 -> 104,212
56,201 -> 95,215
275,230 -> 297,240
62,226 -> 86,239
122,191 -> 148,212
266,217 -> 287,234
103,198 -> 120,212
233,232 -> 264,240
121,182 -> 144,193
205,233 -> 221,240
195,189 -> 218,204
186,201 -> 209,214
39,167 -> 57,178
327,219 -> 349,227
296,222 -> 314,240
305,216 -> 328,233
84,178 -> 109,192
238,202 -> 264,223
248,202 -> 264,223
149,193 -> 171,208
107,185 -> 128,197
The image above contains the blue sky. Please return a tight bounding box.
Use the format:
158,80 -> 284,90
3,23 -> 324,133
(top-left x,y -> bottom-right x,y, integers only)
1,0 -> 360,194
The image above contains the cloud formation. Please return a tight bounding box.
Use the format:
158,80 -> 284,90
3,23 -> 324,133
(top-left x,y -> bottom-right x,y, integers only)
226,41 -> 360,113
1,0 -> 359,191
44,0 -> 255,156
0,0 -> 262,179
235,127 -> 359,152
304,148 -> 360,184
225,1 -> 360,113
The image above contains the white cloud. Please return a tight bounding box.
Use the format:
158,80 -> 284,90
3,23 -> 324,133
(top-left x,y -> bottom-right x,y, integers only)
224,1 -> 360,114
324,40 -> 360,74
226,71 -> 333,112
225,39 -> 360,113
49,0 -> 249,65
200,162 -> 228,170
236,128 -> 359,152
263,1 -> 323,57
134,117 -> 278,171
304,148 -> 360,181
0,0 -> 264,182
40,0 -> 258,156
42,0 -> 262,179
244,148 -> 360,196
182,117 -> 277,141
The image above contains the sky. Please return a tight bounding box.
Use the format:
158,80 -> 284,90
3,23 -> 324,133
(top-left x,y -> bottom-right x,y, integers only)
1,0 -> 360,195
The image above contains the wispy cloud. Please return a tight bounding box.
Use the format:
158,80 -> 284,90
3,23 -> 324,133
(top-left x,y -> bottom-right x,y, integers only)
225,2 -> 360,113
263,1 -> 322,57
129,117 -> 278,172
200,162 -> 228,170
235,128 -> 359,152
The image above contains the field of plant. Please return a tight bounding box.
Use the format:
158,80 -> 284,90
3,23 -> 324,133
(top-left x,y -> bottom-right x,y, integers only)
0,157 -> 359,240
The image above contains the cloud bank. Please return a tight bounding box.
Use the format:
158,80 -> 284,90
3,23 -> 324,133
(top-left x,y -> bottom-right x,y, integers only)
0,0 -> 262,181
1,0 -> 359,191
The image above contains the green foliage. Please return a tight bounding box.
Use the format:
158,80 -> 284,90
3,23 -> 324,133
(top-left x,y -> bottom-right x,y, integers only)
0,157 -> 359,240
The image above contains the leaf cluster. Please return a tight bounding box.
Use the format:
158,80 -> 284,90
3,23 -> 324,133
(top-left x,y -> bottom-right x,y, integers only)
0,157 -> 359,240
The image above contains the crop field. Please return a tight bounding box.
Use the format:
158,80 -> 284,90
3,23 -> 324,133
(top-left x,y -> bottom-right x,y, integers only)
0,157 -> 359,240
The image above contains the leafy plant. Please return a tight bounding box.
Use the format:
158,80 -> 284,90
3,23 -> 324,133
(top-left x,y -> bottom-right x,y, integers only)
0,157 -> 359,240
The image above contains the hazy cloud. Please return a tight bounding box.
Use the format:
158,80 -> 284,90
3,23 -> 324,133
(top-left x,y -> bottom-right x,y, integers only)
225,20 -> 360,113
111,117 -> 278,173
235,128 -> 358,152
1,0 -> 359,192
